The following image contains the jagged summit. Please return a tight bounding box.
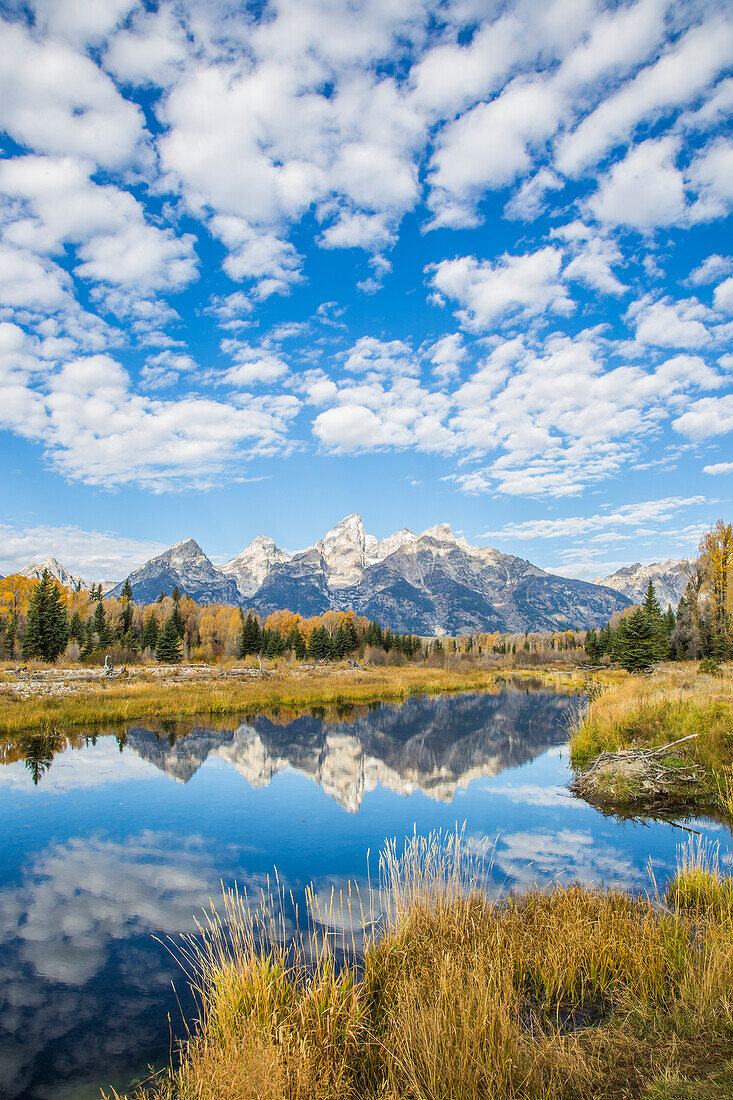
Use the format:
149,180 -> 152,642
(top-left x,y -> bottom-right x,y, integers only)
19,557 -> 88,590
24,514 -> 634,632
111,537 -> 240,604
221,535 -> 291,598
593,559 -> 688,608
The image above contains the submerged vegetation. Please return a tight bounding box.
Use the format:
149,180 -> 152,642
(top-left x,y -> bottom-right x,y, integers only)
114,832 -> 733,1100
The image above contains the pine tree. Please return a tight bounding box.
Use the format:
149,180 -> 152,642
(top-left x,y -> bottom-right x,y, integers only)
141,614 -> 159,651
171,602 -> 186,639
92,600 -> 112,647
155,616 -> 183,663
171,585 -> 181,603
308,625 -> 332,660
119,578 -> 134,636
333,623 -> 349,657
287,626 -> 307,659
585,628 -> 599,662
69,610 -> 84,644
613,609 -> 659,671
22,570 -> 69,661
265,629 -> 286,657
239,611 -> 262,656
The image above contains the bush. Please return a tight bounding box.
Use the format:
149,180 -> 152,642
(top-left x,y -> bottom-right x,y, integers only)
700,657 -> 722,677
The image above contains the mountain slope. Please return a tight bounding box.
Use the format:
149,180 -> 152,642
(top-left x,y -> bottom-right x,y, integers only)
19,557 -> 88,590
593,560 -> 688,609
221,536 -> 291,598
110,539 -> 239,604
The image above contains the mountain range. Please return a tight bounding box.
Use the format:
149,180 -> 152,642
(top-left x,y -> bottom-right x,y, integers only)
8,514 -> 689,634
105,514 -> 633,633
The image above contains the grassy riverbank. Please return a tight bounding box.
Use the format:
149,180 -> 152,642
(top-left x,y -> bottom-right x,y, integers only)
570,664 -> 733,816
115,833 -> 733,1100
0,661 -> 584,736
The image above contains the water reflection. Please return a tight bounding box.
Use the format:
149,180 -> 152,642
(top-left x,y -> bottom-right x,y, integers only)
126,688 -> 573,810
0,687 -> 729,1100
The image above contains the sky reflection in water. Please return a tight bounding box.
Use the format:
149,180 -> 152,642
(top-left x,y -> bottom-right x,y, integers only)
0,686 -> 729,1100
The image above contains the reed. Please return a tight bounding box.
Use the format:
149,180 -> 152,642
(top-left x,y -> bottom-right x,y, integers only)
112,831 -> 733,1100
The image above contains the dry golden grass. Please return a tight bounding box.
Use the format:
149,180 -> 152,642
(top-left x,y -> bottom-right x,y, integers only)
111,832 -> 733,1100
0,662 -> 585,736
569,663 -> 733,813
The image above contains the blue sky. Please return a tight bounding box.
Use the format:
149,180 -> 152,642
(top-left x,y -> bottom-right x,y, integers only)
0,0 -> 731,583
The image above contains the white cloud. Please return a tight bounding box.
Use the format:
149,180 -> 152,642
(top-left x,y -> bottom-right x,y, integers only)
555,222 -> 626,295
714,277 -> 733,314
429,333 -> 466,380
484,495 -> 706,540
557,18 -> 733,176
587,137 -> 686,227
103,4 -> 188,87
344,336 -> 416,376
221,342 -> 290,386
686,138 -> 733,221
673,394 -> 733,440
690,254 -> 732,285
0,521 -> 165,579
429,247 -> 572,331
0,18 -> 145,170
703,461 -> 733,475
629,295 -> 712,348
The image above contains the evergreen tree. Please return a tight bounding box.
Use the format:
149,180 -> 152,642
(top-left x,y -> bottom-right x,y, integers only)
585,628 -> 599,662
69,610 -> 84,644
287,626 -> 307,659
382,628 -> 393,653
171,585 -> 181,603
239,611 -> 262,656
22,570 -> 69,661
365,620 -> 383,647
92,600 -> 112,647
265,629 -> 286,657
613,609 -> 660,671
171,602 -> 186,639
121,630 -> 139,654
81,618 -> 95,658
141,614 -> 159,651
119,578 -> 134,636
155,616 -> 183,663
333,623 -> 350,657
308,625 -> 332,659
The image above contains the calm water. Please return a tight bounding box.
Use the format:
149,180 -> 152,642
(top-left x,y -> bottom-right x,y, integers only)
0,685 -> 730,1100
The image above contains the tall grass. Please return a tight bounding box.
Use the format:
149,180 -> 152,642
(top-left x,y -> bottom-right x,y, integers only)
114,832 -> 733,1100
569,664 -> 733,813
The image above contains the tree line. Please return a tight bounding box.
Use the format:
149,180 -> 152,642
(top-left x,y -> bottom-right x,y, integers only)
0,573 -> 425,665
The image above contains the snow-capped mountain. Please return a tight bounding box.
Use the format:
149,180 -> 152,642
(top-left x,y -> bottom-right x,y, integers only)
592,560 -> 688,610
48,515 -> 633,631
110,538 -> 240,604
19,557 -> 88,591
221,536 -> 291,598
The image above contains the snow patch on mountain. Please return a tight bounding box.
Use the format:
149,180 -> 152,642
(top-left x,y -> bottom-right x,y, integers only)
592,560 -> 688,609
20,557 -> 88,590
221,536 -> 291,597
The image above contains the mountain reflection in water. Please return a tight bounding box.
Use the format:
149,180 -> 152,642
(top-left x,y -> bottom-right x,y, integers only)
125,687 -> 572,810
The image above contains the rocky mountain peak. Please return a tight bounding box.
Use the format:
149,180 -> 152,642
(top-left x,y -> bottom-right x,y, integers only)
593,559 -> 688,609
221,535 -> 292,598
20,556 -> 87,590
318,513 -> 379,588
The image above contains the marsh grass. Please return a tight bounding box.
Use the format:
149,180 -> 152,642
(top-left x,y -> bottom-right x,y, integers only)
570,664 -> 733,815
0,663 -> 585,736
112,832 -> 733,1100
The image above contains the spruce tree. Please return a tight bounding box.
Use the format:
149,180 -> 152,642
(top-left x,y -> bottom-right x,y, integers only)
141,614 -> 159,651
22,570 -> 69,661
613,609 -> 659,671
69,611 -> 84,644
171,602 -> 186,639
265,629 -> 286,657
287,626 -> 307,659
119,578 -> 134,636
308,625 -> 332,659
239,611 -> 262,656
92,600 -> 112,647
155,616 -> 183,663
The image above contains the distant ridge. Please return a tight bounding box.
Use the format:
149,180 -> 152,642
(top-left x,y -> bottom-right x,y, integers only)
10,515 -> 635,634
593,559 -> 688,609
107,514 -> 629,634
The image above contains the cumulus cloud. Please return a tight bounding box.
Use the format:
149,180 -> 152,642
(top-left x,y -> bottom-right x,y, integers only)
587,138 -> 687,228
0,521 -> 165,579
429,247 -> 572,331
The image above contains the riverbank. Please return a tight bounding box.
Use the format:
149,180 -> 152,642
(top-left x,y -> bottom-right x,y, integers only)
117,833 -> 733,1100
0,660 -> 586,736
570,664 -> 733,817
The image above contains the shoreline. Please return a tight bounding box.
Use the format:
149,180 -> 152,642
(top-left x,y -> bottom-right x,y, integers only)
570,664 -> 733,819
0,661 -> 587,737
